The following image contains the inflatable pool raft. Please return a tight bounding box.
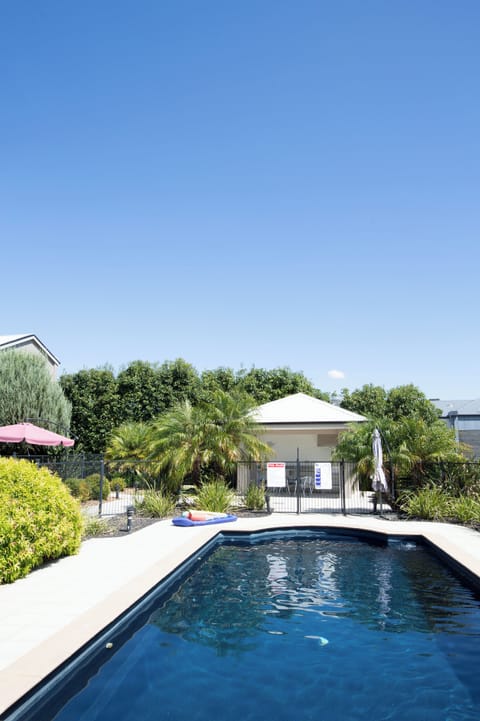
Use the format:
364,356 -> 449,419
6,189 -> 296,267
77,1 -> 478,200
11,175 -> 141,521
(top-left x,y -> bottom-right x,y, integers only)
172,512 -> 238,527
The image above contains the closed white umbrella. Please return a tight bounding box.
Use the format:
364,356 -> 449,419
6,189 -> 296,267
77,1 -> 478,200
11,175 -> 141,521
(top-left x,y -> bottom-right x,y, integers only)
372,428 -> 388,493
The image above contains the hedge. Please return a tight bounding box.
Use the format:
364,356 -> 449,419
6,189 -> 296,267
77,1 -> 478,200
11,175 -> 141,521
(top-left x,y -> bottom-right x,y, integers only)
0,458 -> 83,584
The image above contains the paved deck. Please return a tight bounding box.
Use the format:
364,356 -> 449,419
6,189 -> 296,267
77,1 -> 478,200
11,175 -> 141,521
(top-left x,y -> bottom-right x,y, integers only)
1,514 -> 480,717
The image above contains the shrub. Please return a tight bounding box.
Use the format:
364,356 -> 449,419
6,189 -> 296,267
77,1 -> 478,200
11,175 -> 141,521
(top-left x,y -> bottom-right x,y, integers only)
398,486 -> 451,520
82,515 -> 110,538
195,480 -> 235,513
110,476 -> 126,493
135,490 -> 176,518
0,458 -> 83,584
64,477 -> 90,502
243,482 -> 266,511
449,496 -> 480,524
84,473 -> 111,500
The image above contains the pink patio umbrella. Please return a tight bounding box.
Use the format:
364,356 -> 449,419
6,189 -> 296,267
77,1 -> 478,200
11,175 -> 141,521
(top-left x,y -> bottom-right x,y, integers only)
0,422 -> 75,447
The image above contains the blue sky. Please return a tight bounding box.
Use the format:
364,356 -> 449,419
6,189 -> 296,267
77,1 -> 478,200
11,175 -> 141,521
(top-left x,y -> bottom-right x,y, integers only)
1,1 -> 479,399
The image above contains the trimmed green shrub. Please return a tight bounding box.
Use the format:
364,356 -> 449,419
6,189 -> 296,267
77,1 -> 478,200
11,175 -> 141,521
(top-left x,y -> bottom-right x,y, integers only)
135,490 -> 176,518
0,458 -> 83,584
243,482 -> 266,511
110,476 -> 126,493
84,473 -> 111,500
64,477 -> 90,502
195,480 -> 235,513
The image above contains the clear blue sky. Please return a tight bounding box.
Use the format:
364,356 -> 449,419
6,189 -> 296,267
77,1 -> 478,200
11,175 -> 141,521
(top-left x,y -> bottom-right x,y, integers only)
1,1 -> 479,399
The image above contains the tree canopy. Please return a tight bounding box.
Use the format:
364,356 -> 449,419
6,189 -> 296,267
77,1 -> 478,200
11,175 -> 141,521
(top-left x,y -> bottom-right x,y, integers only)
0,350 -> 71,433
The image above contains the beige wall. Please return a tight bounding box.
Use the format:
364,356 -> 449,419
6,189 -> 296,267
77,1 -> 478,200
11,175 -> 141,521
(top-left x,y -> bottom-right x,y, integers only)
260,428 -> 343,462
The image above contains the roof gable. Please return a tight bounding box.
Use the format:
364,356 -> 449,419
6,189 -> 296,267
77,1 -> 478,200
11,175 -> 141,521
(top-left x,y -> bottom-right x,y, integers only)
0,334 -> 60,366
253,392 -> 366,424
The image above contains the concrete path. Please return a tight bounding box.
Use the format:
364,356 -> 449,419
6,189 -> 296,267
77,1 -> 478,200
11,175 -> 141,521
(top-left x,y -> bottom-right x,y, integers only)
1,514 -> 480,716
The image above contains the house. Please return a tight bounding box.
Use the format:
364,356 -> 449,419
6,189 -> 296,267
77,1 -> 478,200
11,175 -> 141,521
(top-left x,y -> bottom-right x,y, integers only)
237,392 -> 366,492
431,399 -> 480,459
252,392 -> 367,461
0,334 -> 60,378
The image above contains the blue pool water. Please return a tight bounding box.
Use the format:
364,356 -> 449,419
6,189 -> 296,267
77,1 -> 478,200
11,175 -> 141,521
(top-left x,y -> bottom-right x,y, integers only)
9,531 -> 480,721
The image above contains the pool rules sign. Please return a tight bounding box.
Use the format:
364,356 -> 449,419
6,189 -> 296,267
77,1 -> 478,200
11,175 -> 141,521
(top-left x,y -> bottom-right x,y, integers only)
314,463 -> 333,490
266,462 -> 286,488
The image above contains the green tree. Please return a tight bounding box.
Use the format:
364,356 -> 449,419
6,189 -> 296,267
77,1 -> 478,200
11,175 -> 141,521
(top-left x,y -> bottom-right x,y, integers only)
105,421 -> 159,488
155,358 -> 201,411
0,350 -> 71,433
148,390 -> 272,491
199,367 -> 238,401
385,384 -> 440,424
117,361 -> 168,422
60,367 -> 119,453
340,384 -> 387,419
333,417 -> 463,493
236,367 -> 328,404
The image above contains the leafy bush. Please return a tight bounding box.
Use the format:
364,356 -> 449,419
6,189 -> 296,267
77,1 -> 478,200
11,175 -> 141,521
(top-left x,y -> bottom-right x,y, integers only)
84,473 -> 111,500
0,458 -> 83,584
135,490 -> 176,518
449,496 -> 480,524
243,483 -> 266,511
82,515 -> 110,538
64,477 -> 90,502
195,480 -> 235,513
110,476 -> 126,493
399,486 -> 451,520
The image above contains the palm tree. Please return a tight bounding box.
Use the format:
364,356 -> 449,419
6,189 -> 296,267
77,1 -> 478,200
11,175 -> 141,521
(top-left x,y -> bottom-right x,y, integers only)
148,391 -> 272,489
105,421 -> 160,488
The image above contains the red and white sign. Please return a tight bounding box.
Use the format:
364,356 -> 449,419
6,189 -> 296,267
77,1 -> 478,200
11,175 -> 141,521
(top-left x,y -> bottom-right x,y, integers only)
267,462 -> 286,488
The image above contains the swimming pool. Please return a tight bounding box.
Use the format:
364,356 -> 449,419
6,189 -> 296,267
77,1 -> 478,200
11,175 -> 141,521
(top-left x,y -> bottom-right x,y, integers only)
5,529 -> 480,721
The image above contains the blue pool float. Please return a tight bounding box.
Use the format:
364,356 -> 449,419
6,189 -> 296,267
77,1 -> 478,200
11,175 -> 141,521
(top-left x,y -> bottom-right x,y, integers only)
172,514 -> 237,527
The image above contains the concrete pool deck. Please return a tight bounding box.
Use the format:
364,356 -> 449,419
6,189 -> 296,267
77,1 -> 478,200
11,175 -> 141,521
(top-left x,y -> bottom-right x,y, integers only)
1,513 -> 480,716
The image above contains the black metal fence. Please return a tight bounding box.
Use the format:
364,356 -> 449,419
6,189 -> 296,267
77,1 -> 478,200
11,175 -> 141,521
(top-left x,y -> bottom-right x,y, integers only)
9,454 -> 480,518
237,460 -> 386,515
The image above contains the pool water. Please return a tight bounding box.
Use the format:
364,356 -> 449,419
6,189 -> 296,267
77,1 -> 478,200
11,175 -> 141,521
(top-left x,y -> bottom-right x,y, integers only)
11,533 -> 480,721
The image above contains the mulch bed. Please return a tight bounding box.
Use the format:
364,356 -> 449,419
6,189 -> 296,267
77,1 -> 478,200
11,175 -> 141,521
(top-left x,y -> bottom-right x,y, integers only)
84,510 -> 271,539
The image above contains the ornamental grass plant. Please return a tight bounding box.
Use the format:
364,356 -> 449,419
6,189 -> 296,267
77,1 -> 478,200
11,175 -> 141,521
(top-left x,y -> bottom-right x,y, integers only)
135,490 -> 176,518
195,479 -> 235,513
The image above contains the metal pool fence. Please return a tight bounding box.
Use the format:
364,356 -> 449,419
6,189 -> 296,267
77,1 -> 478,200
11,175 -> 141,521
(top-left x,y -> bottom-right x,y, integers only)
236,460 -> 386,515
9,454 -> 480,518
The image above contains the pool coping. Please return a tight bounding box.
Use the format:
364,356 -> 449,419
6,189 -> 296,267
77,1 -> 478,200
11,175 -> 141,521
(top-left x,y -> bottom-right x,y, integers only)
1,513 -> 480,718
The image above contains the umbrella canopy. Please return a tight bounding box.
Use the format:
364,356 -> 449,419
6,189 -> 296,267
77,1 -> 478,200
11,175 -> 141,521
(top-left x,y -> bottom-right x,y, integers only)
0,422 -> 75,447
372,428 -> 388,492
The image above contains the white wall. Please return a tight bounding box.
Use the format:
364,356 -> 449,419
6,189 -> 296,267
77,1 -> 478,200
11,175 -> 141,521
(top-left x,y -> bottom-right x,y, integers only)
261,430 -> 336,462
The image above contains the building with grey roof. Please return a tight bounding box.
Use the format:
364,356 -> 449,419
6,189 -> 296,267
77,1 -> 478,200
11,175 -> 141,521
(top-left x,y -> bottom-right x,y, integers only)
431,399 -> 480,459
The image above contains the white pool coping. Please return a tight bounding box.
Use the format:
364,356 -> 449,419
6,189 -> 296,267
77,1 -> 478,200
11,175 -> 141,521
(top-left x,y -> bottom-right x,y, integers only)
1,513 -> 480,716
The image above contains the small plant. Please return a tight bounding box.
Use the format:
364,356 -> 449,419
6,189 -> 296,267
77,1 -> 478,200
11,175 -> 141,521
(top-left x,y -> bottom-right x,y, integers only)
84,473 -> 111,501
135,490 -> 176,518
449,496 -> 480,524
195,479 -> 235,513
244,482 -> 266,511
82,515 -> 110,538
110,476 -> 126,493
399,486 -> 451,520
64,477 -> 91,502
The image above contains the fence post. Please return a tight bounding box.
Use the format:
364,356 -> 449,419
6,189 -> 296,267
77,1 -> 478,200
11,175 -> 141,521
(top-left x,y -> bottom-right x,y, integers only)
98,457 -> 104,517
340,460 -> 346,515
296,448 -> 301,514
